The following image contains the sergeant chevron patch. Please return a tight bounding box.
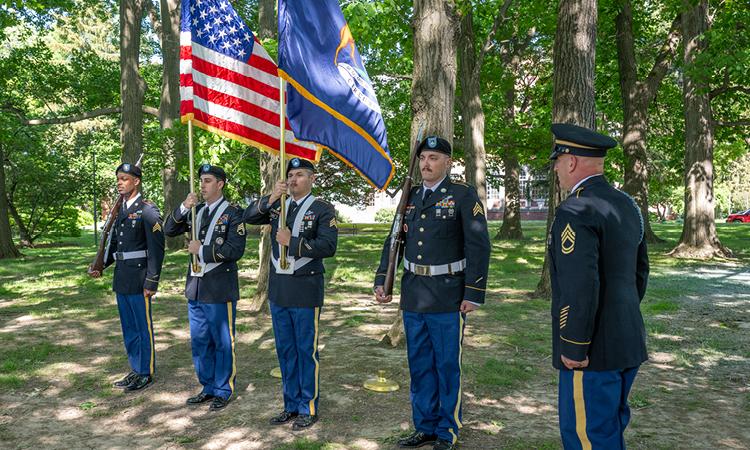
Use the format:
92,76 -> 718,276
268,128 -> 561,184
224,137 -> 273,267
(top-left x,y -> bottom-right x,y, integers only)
473,202 -> 484,217
561,224 -> 576,254
152,222 -> 162,233
329,218 -> 337,228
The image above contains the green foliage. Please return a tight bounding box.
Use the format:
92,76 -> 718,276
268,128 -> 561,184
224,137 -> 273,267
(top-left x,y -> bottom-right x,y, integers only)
374,207 -> 395,224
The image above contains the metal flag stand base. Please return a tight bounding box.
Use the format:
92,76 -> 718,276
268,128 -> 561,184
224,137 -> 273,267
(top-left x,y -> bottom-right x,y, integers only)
270,367 -> 282,379
363,370 -> 400,392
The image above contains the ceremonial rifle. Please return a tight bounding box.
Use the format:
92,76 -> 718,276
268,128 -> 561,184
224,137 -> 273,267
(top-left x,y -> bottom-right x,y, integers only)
89,154 -> 144,274
383,126 -> 424,296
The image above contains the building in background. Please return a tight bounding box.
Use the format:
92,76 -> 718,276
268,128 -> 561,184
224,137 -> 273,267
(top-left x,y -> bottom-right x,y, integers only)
333,163 -> 548,223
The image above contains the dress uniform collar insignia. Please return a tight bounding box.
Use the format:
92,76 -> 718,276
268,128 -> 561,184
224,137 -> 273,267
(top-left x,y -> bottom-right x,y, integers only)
440,188 -> 447,193
561,223 -> 576,254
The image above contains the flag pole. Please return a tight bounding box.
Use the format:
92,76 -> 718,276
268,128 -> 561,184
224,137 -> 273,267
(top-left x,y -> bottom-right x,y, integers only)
279,78 -> 289,270
188,120 -> 200,273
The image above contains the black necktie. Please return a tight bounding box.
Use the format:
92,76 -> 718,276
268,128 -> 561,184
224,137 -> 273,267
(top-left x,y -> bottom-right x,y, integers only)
201,206 -> 210,224
423,188 -> 433,201
289,200 -> 298,213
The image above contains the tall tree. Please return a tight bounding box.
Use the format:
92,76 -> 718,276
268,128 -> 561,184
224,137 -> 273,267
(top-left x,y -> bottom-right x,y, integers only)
0,143 -> 21,258
535,0 -> 597,298
248,0 -> 279,313
383,0 -> 460,346
616,0 -> 681,244
457,0 -> 513,207
669,0 -> 731,258
120,0 -> 147,163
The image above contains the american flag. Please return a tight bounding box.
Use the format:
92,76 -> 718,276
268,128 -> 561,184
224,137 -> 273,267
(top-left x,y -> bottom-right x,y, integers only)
179,0 -> 320,161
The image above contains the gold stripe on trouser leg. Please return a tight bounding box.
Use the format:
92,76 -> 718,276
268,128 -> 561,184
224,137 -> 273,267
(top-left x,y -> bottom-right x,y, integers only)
573,370 -> 592,450
448,428 -> 458,444
144,296 -> 155,375
308,306 -> 320,415
452,313 -> 464,432
227,302 -> 237,394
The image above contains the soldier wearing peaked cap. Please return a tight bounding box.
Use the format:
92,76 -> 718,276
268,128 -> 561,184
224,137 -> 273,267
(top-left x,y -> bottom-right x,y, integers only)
243,157 -> 338,431
163,164 -> 247,411
88,162 -> 165,392
374,136 -> 490,450
548,123 -> 649,450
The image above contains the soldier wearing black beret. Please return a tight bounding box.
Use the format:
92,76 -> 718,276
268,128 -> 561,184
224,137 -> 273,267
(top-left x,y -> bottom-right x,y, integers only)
88,162 -> 165,392
243,157 -> 338,430
373,136 -> 491,450
164,164 -> 247,411
548,123 -> 649,449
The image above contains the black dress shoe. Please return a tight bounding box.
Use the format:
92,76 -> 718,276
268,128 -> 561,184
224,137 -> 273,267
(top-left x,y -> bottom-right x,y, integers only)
269,410 -> 298,425
186,392 -> 215,405
113,371 -> 137,388
398,431 -> 437,448
432,440 -> 455,450
291,414 -> 318,430
209,397 -> 229,411
124,374 -> 153,392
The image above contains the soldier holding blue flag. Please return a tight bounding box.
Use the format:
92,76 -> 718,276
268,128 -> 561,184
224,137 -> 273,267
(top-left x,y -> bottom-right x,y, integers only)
374,137 -> 491,450
164,164 -> 247,411
548,124 -> 649,449
243,158 -> 338,430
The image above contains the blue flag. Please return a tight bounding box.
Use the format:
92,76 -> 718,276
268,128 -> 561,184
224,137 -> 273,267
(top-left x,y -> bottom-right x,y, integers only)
278,0 -> 394,190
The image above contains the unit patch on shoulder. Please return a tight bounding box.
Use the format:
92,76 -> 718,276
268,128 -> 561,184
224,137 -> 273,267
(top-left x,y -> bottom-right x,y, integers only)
561,223 -> 576,255
237,223 -> 246,236
152,222 -> 162,233
472,202 -> 484,217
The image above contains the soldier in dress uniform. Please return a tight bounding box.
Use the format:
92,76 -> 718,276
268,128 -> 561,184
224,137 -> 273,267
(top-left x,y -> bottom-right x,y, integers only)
163,164 -> 247,411
548,123 -> 649,450
88,162 -> 165,392
243,157 -> 338,430
373,136 -> 491,450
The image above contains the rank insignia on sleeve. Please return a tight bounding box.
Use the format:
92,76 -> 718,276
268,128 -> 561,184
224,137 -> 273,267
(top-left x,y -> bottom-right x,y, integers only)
472,202 -> 484,217
237,223 -> 246,236
329,218 -> 337,228
561,223 -> 576,254
152,222 -> 162,233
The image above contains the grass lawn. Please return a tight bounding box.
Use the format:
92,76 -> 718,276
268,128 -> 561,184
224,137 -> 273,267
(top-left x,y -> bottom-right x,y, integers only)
0,220 -> 748,449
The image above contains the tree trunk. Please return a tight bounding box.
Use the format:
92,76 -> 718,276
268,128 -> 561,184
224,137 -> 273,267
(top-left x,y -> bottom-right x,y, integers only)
496,152 -> 523,240
248,0 -> 279,314
6,198 -> 32,247
158,0 -> 189,250
384,0 -> 459,344
616,2 -> 681,245
496,73 -> 523,240
535,0 -> 597,298
458,8 -> 486,205
0,145 -> 21,258
120,0 -> 146,164
410,0 -> 459,145
669,0 -> 732,259
249,154 -> 279,313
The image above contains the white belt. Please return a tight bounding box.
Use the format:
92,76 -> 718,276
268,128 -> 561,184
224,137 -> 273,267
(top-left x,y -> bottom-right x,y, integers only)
115,250 -> 148,260
404,258 -> 466,276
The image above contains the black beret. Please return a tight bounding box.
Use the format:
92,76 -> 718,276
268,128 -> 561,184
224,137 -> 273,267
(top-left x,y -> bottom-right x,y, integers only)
417,136 -> 452,157
286,157 -> 316,175
198,164 -> 227,182
550,123 -> 618,160
116,162 -> 142,178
